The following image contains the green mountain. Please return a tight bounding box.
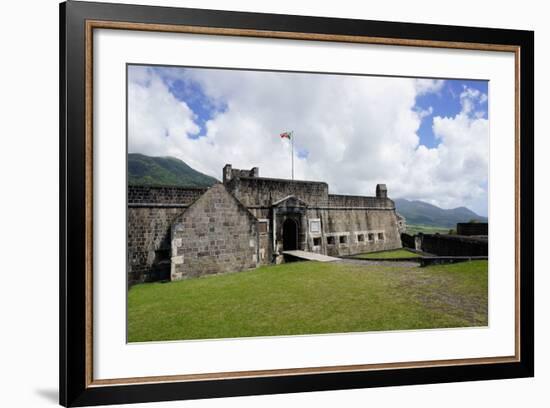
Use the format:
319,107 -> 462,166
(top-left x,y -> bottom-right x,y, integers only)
128,153 -> 218,188
394,198 -> 487,228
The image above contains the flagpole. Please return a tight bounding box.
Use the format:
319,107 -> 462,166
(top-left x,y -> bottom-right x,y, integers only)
291,131 -> 294,180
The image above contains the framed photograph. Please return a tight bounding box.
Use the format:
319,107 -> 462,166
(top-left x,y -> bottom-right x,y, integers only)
60,1 -> 534,406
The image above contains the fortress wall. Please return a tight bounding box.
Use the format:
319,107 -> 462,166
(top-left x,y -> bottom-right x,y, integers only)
171,184 -> 259,280
127,185 -> 208,285
127,207 -> 183,285
227,177 -> 329,207
419,234 -> 488,256
304,208 -> 402,257
456,222 -> 489,236
327,194 -> 394,209
128,185 -> 207,205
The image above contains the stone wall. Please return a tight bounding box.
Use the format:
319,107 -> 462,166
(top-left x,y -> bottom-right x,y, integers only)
456,222 -> 488,236
306,208 -> 402,257
327,194 -> 394,209
226,176 -> 329,207
128,185 -> 206,205
171,184 -> 259,280
127,185 -> 210,285
127,207 -> 182,285
418,234 -> 488,256
226,175 -> 393,210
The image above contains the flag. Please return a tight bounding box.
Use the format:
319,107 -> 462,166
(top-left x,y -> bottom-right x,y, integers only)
280,131 -> 292,139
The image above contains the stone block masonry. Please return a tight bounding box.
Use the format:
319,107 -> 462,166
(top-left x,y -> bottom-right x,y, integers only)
171,184 -> 259,280
418,234 -> 488,257
127,185 -> 209,286
226,176 -> 330,207
402,223 -> 488,257
314,209 -> 402,257
327,194 -> 393,209
127,207 -> 181,284
128,185 -> 206,205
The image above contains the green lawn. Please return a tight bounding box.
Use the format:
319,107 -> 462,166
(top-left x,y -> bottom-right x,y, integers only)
353,248 -> 421,259
128,260 -> 488,342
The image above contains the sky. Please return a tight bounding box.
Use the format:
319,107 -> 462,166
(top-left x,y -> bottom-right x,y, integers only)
128,65 -> 489,216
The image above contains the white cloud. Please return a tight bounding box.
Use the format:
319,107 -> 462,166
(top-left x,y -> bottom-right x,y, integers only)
394,84 -> 489,214
459,85 -> 488,115
415,78 -> 445,95
128,67 -> 200,158
127,66 -> 489,215
416,105 -> 434,119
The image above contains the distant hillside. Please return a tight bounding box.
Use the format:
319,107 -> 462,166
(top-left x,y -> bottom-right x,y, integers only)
394,198 -> 487,228
128,153 -> 218,188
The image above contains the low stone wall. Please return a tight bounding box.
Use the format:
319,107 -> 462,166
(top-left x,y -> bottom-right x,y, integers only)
418,234 -> 488,257
456,222 -> 488,236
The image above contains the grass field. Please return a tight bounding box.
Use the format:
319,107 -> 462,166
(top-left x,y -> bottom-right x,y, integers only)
405,224 -> 452,235
128,260 -> 488,342
352,248 -> 421,259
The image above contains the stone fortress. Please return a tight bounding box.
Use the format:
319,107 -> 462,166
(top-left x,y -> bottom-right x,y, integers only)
128,165 -> 403,286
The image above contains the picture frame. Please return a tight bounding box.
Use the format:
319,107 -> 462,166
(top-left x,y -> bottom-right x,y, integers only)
59,0 -> 534,406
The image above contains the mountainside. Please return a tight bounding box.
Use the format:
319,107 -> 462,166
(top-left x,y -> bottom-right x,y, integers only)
394,198 -> 487,228
128,153 -> 218,188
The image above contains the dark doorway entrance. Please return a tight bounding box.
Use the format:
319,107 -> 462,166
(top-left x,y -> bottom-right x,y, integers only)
282,218 -> 299,251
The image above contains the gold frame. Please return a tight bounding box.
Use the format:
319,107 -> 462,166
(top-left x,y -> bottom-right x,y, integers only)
84,20 -> 521,388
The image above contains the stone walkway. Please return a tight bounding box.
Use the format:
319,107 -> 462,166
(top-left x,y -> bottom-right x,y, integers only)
282,251 -> 420,268
282,250 -> 340,262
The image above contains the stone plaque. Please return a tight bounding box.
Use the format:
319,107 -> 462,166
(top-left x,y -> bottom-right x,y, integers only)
310,219 -> 321,233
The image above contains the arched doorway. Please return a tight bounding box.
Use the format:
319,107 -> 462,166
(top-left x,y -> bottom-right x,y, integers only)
282,218 -> 299,251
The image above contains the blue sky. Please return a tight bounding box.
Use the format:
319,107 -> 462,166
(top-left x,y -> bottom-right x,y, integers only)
415,79 -> 488,148
159,69 -> 227,139
128,65 -> 489,216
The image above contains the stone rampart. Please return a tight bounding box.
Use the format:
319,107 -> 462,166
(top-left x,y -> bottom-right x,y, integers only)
128,185 -> 207,205
327,194 -> 394,209
303,208 -> 402,257
418,234 -> 488,256
128,185 -> 210,285
227,176 -> 329,207
171,184 -> 259,280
